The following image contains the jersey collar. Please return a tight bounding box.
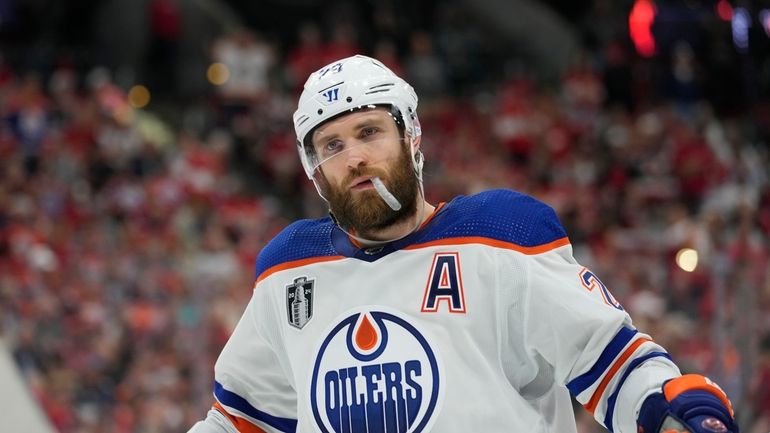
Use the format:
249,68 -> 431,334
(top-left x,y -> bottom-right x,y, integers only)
331,202 -> 446,262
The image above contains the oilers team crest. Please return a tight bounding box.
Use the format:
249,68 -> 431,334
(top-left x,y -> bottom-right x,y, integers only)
309,307 -> 444,433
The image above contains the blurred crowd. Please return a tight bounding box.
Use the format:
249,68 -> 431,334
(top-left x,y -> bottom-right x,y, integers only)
1,1 -> 770,433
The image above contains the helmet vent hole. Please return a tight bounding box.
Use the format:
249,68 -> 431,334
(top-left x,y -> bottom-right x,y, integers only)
317,109 -> 323,115
346,96 -> 352,102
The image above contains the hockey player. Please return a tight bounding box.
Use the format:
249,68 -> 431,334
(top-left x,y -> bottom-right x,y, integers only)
188,55 -> 739,433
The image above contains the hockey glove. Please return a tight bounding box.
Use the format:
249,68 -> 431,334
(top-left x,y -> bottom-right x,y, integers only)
637,374 -> 738,433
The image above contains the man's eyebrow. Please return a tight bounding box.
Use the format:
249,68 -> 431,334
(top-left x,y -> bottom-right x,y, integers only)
314,116 -> 388,146
352,117 -> 387,131
315,132 -> 339,146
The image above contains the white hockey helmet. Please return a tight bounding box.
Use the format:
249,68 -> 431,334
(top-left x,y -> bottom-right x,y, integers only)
293,55 -> 421,179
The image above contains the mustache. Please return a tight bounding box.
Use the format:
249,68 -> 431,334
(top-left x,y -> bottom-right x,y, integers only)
343,167 -> 388,186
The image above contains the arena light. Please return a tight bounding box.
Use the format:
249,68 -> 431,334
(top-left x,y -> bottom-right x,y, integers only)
629,0 -> 657,57
675,248 -> 698,272
715,0 -> 733,21
128,85 -> 150,108
207,63 -> 230,85
732,7 -> 751,52
760,9 -> 770,37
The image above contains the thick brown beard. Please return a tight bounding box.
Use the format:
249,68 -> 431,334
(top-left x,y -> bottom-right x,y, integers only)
324,141 -> 419,235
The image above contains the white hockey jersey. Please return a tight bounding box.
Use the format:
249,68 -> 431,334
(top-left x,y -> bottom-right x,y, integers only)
191,189 -> 680,433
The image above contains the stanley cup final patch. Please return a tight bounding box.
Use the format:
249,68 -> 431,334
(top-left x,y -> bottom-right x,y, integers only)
287,277 -> 314,329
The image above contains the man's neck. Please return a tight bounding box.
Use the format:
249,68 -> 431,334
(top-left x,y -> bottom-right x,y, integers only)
355,200 -> 435,245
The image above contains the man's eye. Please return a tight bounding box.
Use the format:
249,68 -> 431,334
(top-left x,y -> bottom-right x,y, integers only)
361,127 -> 379,137
324,140 -> 343,153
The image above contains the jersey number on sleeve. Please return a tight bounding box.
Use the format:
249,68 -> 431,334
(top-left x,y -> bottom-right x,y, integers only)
579,268 -> 624,311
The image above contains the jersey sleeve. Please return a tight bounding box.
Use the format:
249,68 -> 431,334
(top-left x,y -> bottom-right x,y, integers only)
514,205 -> 680,433
191,219 -> 336,433
206,287 -> 298,433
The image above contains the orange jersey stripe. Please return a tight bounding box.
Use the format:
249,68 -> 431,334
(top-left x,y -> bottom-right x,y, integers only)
417,202 -> 446,229
213,401 -> 268,433
256,255 -> 345,283
256,232 -> 567,285
404,236 -> 570,255
583,337 -> 652,414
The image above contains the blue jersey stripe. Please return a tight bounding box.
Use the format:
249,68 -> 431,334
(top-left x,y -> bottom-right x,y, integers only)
411,190 -> 567,247
603,352 -> 672,432
566,327 -> 638,396
214,381 -> 298,433
255,218 -> 338,279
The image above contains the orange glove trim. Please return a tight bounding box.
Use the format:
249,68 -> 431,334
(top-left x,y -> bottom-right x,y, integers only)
662,374 -> 734,417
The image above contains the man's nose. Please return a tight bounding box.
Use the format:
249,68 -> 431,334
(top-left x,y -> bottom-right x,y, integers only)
344,143 -> 368,169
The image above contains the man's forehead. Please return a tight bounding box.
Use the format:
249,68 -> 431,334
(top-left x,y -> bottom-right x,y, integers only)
313,107 -> 393,137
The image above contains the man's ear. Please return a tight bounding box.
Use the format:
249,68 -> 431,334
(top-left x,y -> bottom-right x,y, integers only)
411,138 -> 424,174
411,134 -> 421,152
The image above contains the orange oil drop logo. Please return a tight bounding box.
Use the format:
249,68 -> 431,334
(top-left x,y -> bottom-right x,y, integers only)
355,314 -> 377,351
